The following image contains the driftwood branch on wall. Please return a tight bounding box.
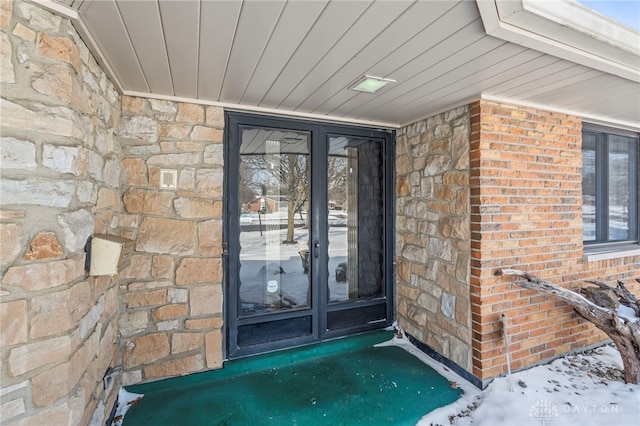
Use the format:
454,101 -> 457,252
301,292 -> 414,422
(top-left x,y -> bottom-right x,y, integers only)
496,269 -> 640,384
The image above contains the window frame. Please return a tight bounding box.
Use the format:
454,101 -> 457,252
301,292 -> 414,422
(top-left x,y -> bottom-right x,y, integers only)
582,124 -> 639,246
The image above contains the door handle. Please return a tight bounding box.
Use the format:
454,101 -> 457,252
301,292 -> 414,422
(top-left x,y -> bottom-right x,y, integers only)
314,241 -> 320,258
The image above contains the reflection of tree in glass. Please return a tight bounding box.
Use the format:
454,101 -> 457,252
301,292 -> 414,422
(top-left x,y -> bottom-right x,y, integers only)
238,162 -> 259,211
241,153 -> 308,244
328,156 -> 348,209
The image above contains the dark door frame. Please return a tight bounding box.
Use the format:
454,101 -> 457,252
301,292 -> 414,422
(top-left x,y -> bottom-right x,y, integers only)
223,111 -> 395,359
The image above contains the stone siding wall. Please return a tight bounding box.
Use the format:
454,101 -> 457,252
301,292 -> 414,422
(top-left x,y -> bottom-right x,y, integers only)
469,100 -> 640,381
1,1 -> 122,424
395,106 -> 472,371
117,96 -> 224,385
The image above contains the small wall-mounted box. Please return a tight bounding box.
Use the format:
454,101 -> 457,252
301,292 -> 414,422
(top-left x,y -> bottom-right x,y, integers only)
89,235 -> 135,276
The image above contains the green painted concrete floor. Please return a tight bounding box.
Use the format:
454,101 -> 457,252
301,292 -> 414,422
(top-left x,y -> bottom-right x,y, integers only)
123,331 -> 462,426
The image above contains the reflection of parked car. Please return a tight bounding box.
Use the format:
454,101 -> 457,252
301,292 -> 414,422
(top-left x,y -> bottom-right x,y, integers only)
240,213 -> 252,224
336,262 -> 347,282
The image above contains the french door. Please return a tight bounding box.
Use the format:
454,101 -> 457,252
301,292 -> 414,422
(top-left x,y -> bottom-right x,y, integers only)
225,113 -> 394,358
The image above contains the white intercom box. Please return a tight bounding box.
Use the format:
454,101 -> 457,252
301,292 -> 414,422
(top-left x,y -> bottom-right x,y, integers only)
89,234 -> 135,276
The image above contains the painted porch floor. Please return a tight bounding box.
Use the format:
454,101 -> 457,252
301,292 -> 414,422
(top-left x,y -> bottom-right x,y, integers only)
122,331 -> 462,425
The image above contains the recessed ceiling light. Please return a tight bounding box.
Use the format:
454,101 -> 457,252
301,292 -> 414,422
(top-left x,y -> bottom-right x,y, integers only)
350,75 -> 396,93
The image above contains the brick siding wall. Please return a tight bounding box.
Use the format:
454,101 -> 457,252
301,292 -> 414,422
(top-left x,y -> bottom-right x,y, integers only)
469,100 -> 640,381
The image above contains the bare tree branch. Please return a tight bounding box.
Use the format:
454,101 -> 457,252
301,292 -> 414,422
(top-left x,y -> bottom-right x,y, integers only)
496,268 -> 640,384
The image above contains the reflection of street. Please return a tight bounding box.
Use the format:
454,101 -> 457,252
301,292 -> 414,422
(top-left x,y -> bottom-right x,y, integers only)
239,212 -> 349,314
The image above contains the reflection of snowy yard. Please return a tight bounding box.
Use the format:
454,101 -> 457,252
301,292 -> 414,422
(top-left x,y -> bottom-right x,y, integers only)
239,221 -> 350,312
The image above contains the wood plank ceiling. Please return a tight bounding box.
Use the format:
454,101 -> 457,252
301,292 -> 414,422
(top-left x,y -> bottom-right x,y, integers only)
52,0 -> 639,128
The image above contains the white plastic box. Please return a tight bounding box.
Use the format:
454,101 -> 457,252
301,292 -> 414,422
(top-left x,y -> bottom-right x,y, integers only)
89,234 -> 135,276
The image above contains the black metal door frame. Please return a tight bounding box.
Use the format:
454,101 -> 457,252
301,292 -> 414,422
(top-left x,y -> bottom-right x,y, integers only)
223,111 -> 395,359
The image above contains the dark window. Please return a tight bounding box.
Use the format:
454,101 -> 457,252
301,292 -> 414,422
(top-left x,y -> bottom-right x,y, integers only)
582,126 -> 639,244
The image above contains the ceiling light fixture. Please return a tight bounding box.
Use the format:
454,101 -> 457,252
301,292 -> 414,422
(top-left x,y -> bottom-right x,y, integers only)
350,75 -> 396,93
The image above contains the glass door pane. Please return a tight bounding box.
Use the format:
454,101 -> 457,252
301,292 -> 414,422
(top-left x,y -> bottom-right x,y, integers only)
238,127 -> 310,316
327,136 -> 384,305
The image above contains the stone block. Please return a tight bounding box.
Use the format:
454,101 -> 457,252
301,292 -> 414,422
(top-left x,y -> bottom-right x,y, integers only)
167,287 -> 188,303
37,32 -> 80,73
147,152 -> 200,166
119,116 -> 159,143
196,168 -> 223,197
191,126 -> 222,141
172,333 -> 203,354
205,106 -> 223,127
8,334 -> 72,376
32,62 -> 85,109
0,32 -> 14,83
157,320 -> 179,331
2,258 -> 84,291
58,209 -> 94,252
128,280 -> 172,291
1,177 -> 74,208
12,401 -> 74,426
149,99 -> 176,115
0,0 -> 11,29
0,398 -> 26,422
203,143 -> 223,166
159,123 -> 192,139
190,285 -> 222,316
152,256 -> 174,279
103,158 -> 121,187
120,158 -> 148,186
197,220 -> 222,255
176,103 -> 204,123
79,295 -> 104,340
176,258 -> 219,285
441,292 -> 456,319
0,300 -> 27,346
95,187 -> 120,211
77,181 -> 95,203
0,137 -> 36,169
205,331 -> 223,368
174,197 -> 216,218
31,281 -> 91,338
31,361 -> 71,407
152,304 -> 188,321
0,210 -> 25,219
118,310 -> 149,337
125,289 -> 166,308
88,151 -> 105,181
1,99 -> 79,138
137,217 -> 196,255
124,333 -> 170,368
121,370 -> 142,386
122,96 -> 146,113
120,255 -> 151,280
185,317 -> 222,330
0,223 -> 22,266
144,354 -> 204,379
23,231 -> 64,260
178,167 -> 195,189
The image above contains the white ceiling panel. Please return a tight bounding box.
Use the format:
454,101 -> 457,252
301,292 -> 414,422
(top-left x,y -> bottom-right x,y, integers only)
279,0 -> 414,109
220,0 -> 286,103
239,0 -> 329,105
158,1 -> 201,98
82,0 -> 149,92
197,0 -> 242,100
117,1 -> 173,94
297,0 -> 456,113
258,0 -> 373,108
47,0 -> 639,129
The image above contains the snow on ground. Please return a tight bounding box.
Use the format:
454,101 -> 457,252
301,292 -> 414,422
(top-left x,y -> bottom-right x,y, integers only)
387,336 -> 640,426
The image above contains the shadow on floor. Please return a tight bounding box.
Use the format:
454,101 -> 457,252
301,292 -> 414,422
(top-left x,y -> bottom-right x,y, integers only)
123,331 -> 462,425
